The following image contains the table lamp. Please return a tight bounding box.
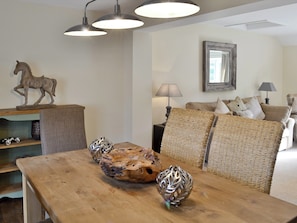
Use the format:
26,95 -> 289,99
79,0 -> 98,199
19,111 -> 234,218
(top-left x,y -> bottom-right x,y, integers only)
258,82 -> 276,104
156,83 -> 182,123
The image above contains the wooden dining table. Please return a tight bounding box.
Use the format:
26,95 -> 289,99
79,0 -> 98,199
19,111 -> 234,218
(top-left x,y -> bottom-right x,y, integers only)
17,142 -> 297,223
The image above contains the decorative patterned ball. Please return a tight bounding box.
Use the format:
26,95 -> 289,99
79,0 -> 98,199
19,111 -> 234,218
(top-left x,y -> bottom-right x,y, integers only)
156,165 -> 193,207
88,137 -> 113,163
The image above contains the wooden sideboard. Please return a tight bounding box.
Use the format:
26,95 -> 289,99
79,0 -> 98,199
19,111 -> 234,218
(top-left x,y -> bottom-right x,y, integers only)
0,105 -> 82,197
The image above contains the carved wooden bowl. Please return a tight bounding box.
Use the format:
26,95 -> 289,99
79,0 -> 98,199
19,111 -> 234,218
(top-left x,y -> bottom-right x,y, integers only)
100,147 -> 162,183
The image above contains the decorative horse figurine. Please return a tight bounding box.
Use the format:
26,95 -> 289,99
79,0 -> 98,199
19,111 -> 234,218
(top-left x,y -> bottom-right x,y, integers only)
13,60 -> 57,106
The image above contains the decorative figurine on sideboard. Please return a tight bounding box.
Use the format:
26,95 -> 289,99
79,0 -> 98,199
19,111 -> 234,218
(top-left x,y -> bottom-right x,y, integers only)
13,60 -> 57,109
0,137 -> 21,146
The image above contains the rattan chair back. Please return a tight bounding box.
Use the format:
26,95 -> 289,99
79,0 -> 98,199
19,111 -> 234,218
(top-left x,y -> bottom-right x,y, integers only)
206,114 -> 283,193
161,108 -> 215,168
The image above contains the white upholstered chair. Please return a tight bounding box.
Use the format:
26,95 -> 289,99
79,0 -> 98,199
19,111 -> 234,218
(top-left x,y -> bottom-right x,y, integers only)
287,93 -> 297,141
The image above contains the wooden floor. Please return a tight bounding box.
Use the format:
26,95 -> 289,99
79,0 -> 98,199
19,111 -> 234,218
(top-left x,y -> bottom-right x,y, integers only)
0,197 -> 23,223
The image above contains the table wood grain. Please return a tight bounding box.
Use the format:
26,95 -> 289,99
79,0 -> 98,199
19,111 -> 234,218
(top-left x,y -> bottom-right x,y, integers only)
17,142 -> 297,223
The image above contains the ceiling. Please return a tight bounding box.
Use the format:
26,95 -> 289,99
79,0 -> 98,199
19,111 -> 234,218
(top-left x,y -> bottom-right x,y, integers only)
18,0 -> 261,12
200,0 -> 297,46
19,0 -> 297,45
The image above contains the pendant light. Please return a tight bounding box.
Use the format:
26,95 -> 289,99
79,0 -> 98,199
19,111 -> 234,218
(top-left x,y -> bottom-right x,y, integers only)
92,0 -> 144,29
135,0 -> 200,18
64,0 -> 107,36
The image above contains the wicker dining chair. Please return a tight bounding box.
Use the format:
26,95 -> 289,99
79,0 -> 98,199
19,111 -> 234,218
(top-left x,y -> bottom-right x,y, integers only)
206,114 -> 283,194
40,105 -> 87,155
160,108 -> 215,168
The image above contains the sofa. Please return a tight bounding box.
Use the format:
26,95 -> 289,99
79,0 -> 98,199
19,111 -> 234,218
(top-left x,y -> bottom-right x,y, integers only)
185,96 -> 295,151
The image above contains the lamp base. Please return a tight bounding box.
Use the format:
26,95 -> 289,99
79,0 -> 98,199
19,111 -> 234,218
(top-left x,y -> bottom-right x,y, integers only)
265,98 -> 269,104
165,106 -> 172,123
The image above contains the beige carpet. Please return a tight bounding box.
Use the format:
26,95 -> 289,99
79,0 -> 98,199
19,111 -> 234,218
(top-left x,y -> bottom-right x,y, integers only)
270,145 -> 297,205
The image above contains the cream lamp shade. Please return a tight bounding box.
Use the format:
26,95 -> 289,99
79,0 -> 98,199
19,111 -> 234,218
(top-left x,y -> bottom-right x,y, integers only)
156,83 -> 182,122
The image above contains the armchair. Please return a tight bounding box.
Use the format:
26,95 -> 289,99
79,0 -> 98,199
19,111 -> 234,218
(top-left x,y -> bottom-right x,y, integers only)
287,93 -> 297,141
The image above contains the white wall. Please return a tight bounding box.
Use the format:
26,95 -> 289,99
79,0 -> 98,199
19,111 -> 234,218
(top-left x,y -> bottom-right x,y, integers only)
0,1 -> 133,145
149,24 -> 284,124
1,1 -> 292,149
132,31 -> 152,147
283,46 -> 297,101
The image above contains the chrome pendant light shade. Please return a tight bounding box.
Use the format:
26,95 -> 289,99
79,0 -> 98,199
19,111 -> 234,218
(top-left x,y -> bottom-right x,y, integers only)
64,0 -> 107,36
64,18 -> 107,36
92,0 -> 144,29
135,0 -> 200,18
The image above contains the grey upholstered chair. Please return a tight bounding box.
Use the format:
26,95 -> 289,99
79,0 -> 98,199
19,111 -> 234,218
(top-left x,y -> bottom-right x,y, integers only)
38,105 -> 87,223
161,108 -> 215,168
40,105 -> 87,155
206,114 -> 283,194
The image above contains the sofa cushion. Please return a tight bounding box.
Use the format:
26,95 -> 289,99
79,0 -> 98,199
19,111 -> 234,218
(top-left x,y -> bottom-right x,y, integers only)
214,98 -> 230,114
245,96 -> 265,120
236,109 -> 254,119
261,104 -> 292,126
227,96 -> 247,112
236,109 -> 254,118
241,96 -> 263,104
227,96 -> 265,119
186,101 -> 217,111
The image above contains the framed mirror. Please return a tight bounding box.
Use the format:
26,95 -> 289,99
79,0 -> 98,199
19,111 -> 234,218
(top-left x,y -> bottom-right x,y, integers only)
202,41 -> 237,92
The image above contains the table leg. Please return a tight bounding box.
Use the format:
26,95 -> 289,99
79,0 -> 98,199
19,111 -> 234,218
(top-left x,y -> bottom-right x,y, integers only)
22,174 -> 44,223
